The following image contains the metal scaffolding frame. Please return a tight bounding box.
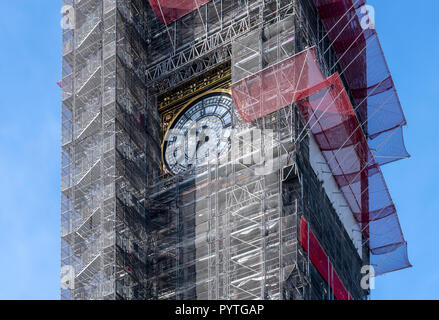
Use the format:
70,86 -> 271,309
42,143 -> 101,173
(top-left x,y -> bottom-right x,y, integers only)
61,0 -> 161,299
60,0 -> 406,300
141,0 -> 367,300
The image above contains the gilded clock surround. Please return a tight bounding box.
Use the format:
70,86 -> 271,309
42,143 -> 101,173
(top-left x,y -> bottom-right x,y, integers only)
158,64 -> 232,175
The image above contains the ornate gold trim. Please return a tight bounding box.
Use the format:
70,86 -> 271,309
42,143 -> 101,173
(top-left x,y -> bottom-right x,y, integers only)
161,88 -> 232,175
158,64 -> 231,112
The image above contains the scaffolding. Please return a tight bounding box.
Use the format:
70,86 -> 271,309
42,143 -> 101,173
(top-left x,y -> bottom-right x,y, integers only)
143,0 -> 373,300
60,0 -> 410,300
61,0 -> 161,299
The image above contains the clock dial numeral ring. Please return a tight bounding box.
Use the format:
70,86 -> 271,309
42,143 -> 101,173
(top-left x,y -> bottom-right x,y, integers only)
163,91 -> 233,175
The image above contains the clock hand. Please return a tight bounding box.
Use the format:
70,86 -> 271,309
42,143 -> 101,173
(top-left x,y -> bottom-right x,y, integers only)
188,139 -> 200,165
190,127 -> 210,163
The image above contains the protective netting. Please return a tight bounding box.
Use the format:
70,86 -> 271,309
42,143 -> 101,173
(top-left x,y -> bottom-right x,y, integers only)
299,72 -> 410,275
148,0 -> 411,276
231,49 -> 327,122
231,47 -> 411,275
313,0 -> 409,165
148,0 -> 212,25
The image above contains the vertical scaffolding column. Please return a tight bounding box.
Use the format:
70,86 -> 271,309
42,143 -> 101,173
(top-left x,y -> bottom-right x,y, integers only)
229,7 -> 311,300
61,0 -> 158,300
114,0 -> 159,299
61,0 -> 115,300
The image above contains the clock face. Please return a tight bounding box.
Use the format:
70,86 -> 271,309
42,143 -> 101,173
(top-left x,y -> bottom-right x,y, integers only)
163,92 -> 233,175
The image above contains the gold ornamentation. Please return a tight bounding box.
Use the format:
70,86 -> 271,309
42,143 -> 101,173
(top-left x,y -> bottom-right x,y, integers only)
157,64 -> 232,176
159,65 -> 231,138
158,64 -> 231,111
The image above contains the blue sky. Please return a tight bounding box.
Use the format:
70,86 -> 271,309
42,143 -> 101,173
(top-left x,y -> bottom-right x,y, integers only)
0,1 -> 436,300
367,0 -> 439,299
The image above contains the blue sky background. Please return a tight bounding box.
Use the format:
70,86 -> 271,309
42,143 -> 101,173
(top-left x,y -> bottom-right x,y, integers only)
0,1 -> 436,300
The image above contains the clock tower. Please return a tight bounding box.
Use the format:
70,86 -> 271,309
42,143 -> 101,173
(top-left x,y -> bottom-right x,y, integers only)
61,0 -> 410,300
143,0 -> 370,300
